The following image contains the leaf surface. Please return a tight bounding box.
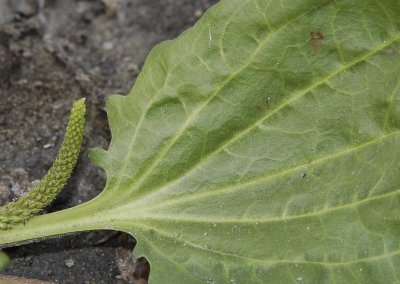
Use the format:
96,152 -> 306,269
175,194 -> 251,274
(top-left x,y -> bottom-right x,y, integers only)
88,0 -> 400,282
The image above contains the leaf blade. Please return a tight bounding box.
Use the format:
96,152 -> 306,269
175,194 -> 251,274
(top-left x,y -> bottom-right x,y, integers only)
93,0 -> 400,283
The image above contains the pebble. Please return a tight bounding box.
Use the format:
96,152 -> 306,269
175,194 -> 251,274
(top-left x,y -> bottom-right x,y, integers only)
65,258 -> 75,268
16,0 -> 39,17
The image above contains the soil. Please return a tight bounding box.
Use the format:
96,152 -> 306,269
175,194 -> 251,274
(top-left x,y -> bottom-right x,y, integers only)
0,0 -> 217,283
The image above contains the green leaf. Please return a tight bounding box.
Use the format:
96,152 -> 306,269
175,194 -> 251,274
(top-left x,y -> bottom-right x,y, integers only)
0,250 -> 10,270
1,0 -> 400,283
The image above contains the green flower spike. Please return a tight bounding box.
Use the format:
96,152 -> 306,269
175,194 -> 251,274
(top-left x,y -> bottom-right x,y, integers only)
0,98 -> 86,230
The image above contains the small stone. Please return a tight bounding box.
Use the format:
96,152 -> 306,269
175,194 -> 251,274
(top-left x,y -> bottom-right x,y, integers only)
16,0 -> 39,17
194,9 -> 203,18
16,79 -> 28,85
23,255 -> 33,266
0,184 -> 11,205
43,143 -> 53,149
65,258 -> 74,268
102,41 -> 114,50
102,0 -> 117,16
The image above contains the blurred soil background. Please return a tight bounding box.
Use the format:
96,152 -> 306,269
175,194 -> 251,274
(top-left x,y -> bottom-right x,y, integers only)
0,0 -> 217,282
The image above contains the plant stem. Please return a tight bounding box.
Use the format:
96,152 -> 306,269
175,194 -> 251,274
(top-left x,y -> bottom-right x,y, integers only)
0,197 -> 113,247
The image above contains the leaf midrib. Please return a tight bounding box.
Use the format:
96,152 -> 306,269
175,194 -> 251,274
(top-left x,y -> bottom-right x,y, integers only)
123,184 -> 400,225
133,130 -> 400,213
